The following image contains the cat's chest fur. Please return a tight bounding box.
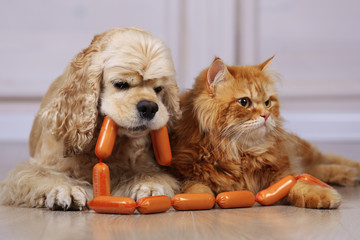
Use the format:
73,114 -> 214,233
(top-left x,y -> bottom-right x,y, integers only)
186,139 -> 287,194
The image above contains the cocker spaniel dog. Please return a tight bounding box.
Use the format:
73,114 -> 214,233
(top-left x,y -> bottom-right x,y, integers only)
0,27 -> 181,210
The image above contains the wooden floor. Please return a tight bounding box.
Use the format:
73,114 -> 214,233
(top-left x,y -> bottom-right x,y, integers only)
0,186 -> 359,240
0,142 -> 360,240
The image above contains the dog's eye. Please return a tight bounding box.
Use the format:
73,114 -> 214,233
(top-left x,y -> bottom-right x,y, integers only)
154,86 -> 163,94
113,82 -> 130,90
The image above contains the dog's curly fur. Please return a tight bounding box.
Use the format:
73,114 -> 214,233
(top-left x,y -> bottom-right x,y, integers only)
0,27 -> 181,210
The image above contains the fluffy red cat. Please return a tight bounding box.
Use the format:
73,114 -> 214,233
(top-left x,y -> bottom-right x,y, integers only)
170,57 -> 360,209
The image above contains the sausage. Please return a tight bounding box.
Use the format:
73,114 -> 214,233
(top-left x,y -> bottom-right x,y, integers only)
216,191 -> 255,209
150,126 -> 172,166
256,175 -> 297,206
171,193 -> 215,211
95,116 -> 119,160
137,195 -> 171,214
87,196 -> 136,214
296,173 -> 333,189
92,162 -> 111,198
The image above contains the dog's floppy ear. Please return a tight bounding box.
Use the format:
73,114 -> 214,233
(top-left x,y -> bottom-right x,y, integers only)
163,78 -> 181,129
40,34 -> 104,157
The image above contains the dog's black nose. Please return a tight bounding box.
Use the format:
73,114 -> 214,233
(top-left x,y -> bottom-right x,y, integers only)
137,100 -> 159,120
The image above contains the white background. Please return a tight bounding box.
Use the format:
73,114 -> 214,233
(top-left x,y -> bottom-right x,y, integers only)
0,0 -> 359,159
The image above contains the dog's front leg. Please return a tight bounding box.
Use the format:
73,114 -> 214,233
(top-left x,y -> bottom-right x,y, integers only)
0,160 -> 92,210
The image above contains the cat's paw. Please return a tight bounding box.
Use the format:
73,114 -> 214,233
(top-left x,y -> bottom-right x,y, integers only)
45,185 -> 88,211
129,182 -> 174,201
287,182 -> 341,209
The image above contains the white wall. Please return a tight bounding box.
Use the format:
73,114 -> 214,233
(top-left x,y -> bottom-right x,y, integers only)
257,0 -> 360,145
0,0 -> 359,157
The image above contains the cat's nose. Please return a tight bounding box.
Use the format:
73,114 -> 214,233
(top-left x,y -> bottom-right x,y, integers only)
137,100 -> 159,120
261,113 -> 270,121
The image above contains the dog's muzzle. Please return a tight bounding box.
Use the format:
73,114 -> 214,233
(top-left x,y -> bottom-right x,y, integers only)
137,100 -> 159,120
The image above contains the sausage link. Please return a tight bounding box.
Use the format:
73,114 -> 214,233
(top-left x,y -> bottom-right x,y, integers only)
296,173 -> 333,189
216,191 -> 255,209
151,126 -> 172,166
95,116 -> 119,160
92,162 -> 110,198
88,196 -> 136,214
256,175 -> 297,206
171,193 -> 215,211
137,195 -> 171,214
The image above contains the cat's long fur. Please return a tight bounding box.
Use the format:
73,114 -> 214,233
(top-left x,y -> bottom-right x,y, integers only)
170,57 -> 360,209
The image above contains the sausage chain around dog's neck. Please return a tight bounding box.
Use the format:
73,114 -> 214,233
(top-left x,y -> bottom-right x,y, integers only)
95,116 -> 172,166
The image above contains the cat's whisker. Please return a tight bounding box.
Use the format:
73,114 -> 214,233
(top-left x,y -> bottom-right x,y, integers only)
213,127 -> 238,152
220,122 -> 240,137
221,130 -> 247,158
208,122 -> 247,157
243,131 -> 253,149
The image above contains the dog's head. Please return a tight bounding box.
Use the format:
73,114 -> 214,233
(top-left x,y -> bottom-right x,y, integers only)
100,28 -> 179,138
40,27 -> 180,157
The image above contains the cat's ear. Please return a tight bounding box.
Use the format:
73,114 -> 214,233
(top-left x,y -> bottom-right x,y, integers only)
258,56 -> 274,71
207,57 -> 228,89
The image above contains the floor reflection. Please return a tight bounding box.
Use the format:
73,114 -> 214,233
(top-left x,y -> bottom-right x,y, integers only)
0,187 -> 359,240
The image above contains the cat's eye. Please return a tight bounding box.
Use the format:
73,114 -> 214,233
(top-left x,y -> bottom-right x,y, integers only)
237,97 -> 251,108
154,86 -> 163,94
265,99 -> 271,107
113,81 -> 130,90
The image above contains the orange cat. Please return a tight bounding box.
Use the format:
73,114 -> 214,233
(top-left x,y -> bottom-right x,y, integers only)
170,57 -> 360,209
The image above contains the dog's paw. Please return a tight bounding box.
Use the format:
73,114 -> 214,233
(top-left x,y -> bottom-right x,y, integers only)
129,182 -> 173,201
287,182 -> 341,209
45,185 -> 88,211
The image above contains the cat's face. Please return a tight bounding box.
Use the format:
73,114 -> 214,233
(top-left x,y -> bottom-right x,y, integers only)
193,57 -> 281,147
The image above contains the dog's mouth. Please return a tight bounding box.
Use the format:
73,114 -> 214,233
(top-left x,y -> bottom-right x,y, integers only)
116,124 -> 150,138
129,125 -> 147,132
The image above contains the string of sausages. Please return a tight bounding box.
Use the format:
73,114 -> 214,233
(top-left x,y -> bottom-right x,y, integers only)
88,170 -> 333,214
88,117 -> 333,214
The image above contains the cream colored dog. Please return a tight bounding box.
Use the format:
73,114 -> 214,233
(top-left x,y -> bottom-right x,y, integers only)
0,27 -> 181,210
